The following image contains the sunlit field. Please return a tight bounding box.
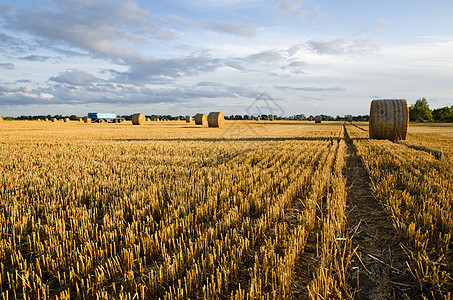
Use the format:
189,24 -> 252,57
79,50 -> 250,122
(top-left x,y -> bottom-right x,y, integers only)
0,120 -> 451,299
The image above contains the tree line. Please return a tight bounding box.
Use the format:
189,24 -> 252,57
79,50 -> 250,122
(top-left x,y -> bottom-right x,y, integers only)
3,98 -> 451,122
409,98 -> 453,122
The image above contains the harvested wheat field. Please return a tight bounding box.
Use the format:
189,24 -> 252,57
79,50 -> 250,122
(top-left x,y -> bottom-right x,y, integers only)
0,120 -> 452,299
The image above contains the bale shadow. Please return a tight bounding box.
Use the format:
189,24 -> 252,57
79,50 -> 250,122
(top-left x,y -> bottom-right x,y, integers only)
110,136 -> 339,142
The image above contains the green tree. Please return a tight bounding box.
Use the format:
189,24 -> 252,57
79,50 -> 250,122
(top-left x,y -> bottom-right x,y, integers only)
409,97 -> 432,121
432,106 -> 453,121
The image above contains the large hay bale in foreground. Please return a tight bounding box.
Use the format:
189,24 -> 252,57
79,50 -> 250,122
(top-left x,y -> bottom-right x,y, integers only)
207,112 -> 224,128
315,115 -> 322,123
194,113 -> 207,125
132,113 -> 145,125
369,99 -> 408,140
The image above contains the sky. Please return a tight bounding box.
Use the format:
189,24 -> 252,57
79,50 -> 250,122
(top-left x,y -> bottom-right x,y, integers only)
0,0 -> 452,117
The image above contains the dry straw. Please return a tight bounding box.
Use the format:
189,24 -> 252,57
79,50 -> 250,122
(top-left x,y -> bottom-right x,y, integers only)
369,99 -> 408,140
315,115 -> 322,123
207,112 -> 224,128
194,113 -> 207,125
132,113 -> 146,125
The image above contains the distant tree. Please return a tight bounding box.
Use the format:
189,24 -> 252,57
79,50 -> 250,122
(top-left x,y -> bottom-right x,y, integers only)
409,98 -> 432,121
432,106 -> 453,121
69,115 -> 78,120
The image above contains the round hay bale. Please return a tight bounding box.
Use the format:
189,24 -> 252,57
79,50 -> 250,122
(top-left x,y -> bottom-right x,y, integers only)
45,118 -> 49,122
207,112 -> 224,128
52,118 -> 57,122
194,113 -> 207,125
0,116 -> 3,122
186,116 -> 193,123
269,115 -> 274,121
83,116 -> 91,123
132,113 -> 145,125
257,116 -> 260,121
369,99 -> 408,140
315,115 -> 322,123
64,118 -> 70,122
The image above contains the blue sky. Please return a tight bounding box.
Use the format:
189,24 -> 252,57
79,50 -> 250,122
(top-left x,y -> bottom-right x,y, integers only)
0,0 -> 452,117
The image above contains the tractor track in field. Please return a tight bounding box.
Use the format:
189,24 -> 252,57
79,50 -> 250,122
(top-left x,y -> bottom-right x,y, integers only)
343,125 -> 420,300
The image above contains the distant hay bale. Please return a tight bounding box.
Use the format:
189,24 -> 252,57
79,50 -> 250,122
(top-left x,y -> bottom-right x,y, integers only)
52,118 -> 57,122
348,116 -> 353,122
146,117 -> 151,122
45,118 -> 49,122
64,118 -> 70,122
269,115 -> 274,121
308,116 -> 313,121
369,99 -> 408,140
207,112 -> 224,128
0,117 -> 3,122
315,115 -> 321,123
257,116 -> 260,121
194,113 -> 207,125
186,116 -> 193,123
83,117 -> 91,123
132,113 -> 145,125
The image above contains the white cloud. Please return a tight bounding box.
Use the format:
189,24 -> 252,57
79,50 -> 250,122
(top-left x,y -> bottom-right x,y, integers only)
307,38 -> 379,55
168,15 -> 256,37
0,63 -> 15,70
49,70 -> 99,86
377,20 -> 389,28
3,0 -> 175,61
